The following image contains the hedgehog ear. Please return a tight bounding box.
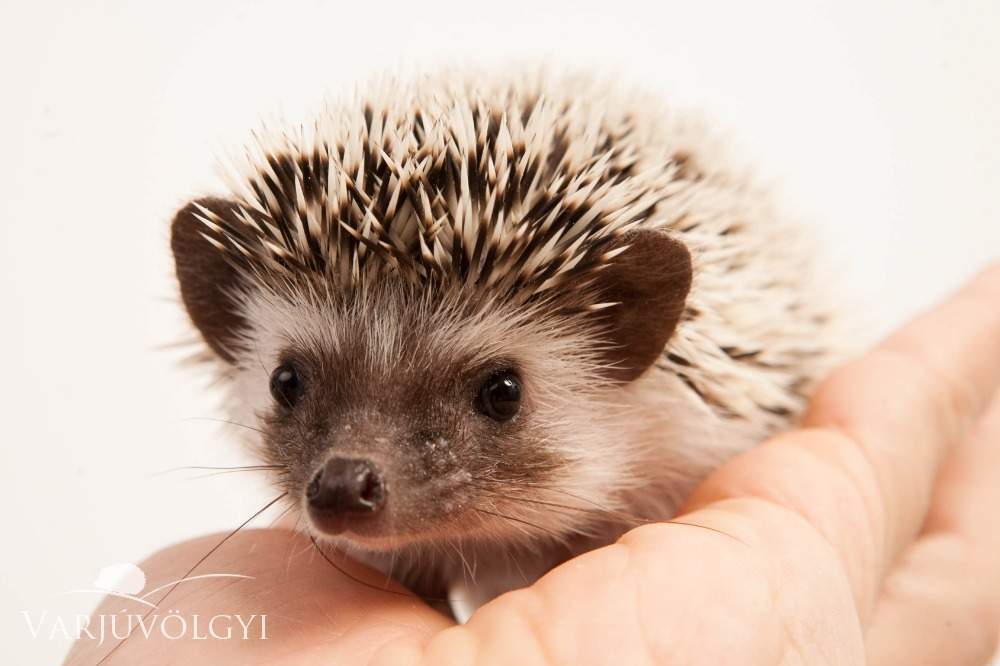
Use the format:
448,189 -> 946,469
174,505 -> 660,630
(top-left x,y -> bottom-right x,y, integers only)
590,230 -> 693,383
171,198 -> 250,364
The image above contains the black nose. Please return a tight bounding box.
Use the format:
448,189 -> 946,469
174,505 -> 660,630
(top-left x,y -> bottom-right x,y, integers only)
307,457 -> 386,516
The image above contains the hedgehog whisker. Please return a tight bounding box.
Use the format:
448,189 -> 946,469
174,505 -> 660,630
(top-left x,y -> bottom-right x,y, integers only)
465,484 -> 616,521
308,535 -> 450,603
471,483 -> 743,544
268,502 -> 297,528
461,479 -> 650,528
471,507 -> 565,541
161,464 -> 281,472
508,495 -> 644,527
148,465 -> 283,482
178,416 -> 269,436
182,469 -> 283,482
449,540 -> 475,589
384,538 -> 400,591
96,493 -> 288,666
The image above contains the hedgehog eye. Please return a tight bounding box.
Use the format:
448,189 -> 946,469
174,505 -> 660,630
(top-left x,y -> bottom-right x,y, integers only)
476,370 -> 522,422
269,362 -> 304,409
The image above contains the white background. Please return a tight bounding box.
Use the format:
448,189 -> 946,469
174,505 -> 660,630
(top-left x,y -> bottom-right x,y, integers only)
2,1 -> 998,662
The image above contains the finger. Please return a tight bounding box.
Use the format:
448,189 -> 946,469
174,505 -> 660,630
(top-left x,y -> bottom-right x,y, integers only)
678,263 -> 1000,622
375,509 -> 866,666
865,390 -> 1000,665
804,263 -> 1000,595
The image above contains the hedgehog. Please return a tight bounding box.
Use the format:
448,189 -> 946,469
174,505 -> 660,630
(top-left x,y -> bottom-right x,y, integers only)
170,70 -> 838,619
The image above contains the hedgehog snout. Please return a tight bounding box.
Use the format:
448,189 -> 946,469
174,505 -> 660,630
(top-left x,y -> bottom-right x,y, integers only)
306,456 -> 387,535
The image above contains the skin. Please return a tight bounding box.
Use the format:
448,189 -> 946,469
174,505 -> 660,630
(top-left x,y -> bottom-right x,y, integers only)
67,263 -> 1000,665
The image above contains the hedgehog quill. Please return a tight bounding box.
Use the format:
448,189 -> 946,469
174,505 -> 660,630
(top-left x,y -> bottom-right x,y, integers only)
171,70 -> 838,620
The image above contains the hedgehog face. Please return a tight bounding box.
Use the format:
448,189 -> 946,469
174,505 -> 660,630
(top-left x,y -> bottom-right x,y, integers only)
260,349 -> 546,544
224,284 -> 625,550
171,192 -> 695,553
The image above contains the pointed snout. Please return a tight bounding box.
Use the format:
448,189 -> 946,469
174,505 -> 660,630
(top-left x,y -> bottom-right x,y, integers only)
306,457 -> 386,533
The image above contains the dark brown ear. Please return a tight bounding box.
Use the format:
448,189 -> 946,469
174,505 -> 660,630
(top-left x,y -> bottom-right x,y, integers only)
591,230 -> 693,382
171,198 -> 249,363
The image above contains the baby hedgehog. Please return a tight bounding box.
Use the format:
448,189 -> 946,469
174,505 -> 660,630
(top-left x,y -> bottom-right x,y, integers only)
171,70 -> 837,616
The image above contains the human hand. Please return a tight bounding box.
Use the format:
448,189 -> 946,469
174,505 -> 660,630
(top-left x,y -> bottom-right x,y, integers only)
67,264 -> 1000,665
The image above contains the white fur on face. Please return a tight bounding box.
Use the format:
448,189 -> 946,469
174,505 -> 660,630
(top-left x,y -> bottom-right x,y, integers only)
218,282 -> 753,556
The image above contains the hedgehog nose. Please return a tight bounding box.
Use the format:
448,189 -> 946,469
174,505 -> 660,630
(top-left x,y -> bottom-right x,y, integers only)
307,457 -> 386,518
